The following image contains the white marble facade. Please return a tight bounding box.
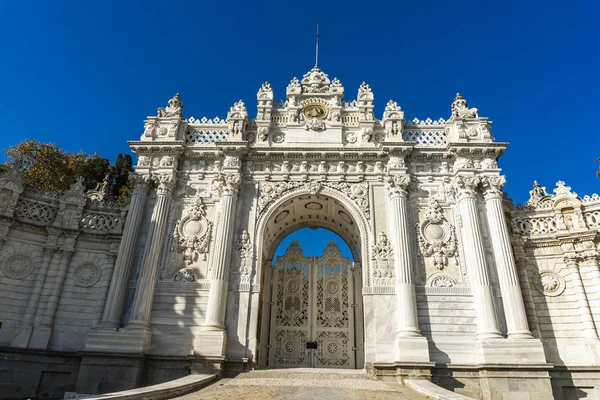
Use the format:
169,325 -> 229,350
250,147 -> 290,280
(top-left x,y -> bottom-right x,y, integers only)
1,67 -> 600,399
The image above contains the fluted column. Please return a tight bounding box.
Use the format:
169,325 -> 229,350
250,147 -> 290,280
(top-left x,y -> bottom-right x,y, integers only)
126,174 -> 174,329
385,175 -> 421,337
482,176 -> 533,339
98,174 -> 150,328
22,246 -> 56,327
454,176 -> 502,339
203,173 -> 241,331
565,254 -> 599,341
515,257 -> 542,339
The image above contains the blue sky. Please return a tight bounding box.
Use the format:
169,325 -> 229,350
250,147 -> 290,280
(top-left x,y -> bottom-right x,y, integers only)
0,1 -> 598,205
273,228 -> 353,262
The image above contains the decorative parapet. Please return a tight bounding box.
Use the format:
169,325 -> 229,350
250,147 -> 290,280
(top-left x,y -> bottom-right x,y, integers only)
510,180 -> 600,237
1,172 -> 127,236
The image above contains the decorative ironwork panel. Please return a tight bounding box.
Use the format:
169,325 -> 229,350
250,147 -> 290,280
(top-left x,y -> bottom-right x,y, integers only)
268,240 -> 355,369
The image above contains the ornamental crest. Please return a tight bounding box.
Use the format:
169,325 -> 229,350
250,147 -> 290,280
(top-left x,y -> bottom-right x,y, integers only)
172,195 -> 212,265
416,199 -> 457,270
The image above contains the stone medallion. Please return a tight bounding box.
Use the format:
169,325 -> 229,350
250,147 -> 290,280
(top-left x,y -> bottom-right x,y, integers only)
534,270 -> 565,297
74,263 -> 101,287
2,254 -> 35,280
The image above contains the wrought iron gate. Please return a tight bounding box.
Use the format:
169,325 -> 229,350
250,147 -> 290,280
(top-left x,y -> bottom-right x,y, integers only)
268,240 -> 355,368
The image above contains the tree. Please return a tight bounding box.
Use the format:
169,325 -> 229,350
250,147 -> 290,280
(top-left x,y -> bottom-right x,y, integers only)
3,139 -> 133,202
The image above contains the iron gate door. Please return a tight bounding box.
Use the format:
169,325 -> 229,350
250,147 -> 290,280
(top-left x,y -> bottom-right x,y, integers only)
268,240 -> 355,368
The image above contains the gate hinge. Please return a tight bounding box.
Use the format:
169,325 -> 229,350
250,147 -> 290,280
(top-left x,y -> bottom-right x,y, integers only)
352,347 -> 357,351
269,302 -> 274,305
351,304 -> 356,307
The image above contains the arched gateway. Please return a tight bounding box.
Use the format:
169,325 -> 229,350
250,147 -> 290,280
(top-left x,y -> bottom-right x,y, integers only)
76,66 -> 549,396
14,64 -> 600,398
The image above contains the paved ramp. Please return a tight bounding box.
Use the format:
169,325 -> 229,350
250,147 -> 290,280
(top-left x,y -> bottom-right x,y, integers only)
170,369 -> 431,400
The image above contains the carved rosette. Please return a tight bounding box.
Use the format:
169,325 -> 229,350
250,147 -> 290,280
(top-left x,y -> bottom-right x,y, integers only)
534,270 -> 565,297
2,254 -> 35,280
231,230 -> 253,286
173,267 -> 199,282
74,263 -> 102,287
426,272 -> 457,288
371,232 -> 394,286
172,196 -> 212,265
416,199 -> 457,270
212,173 -> 241,198
385,175 -> 410,198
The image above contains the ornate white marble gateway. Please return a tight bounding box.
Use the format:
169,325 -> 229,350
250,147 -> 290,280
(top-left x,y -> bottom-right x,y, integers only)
1,66 -> 600,400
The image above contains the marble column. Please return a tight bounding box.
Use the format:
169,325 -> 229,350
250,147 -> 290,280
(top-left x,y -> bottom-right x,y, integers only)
385,175 -> 429,362
515,257 -> 542,339
98,174 -> 150,328
385,175 -> 420,337
565,254 -> 599,341
454,176 -> 502,339
126,174 -> 174,331
482,177 -> 533,339
203,173 -> 241,331
196,173 -> 240,358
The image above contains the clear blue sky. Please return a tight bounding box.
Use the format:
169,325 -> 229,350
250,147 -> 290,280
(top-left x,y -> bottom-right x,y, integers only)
0,1 -> 598,204
273,228 -> 353,263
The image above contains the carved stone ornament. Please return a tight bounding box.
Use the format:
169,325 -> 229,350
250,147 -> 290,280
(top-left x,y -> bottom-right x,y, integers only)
534,270 -> 565,297
426,272 -> 457,288
273,132 -> 286,143
416,199 -> 457,270
157,93 -> 183,118
74,263 -> 102,287
258,180 -> 370,216
371,232 -> 394,285
173,267 -> 199,282
345,132 -> 357,143
385,175 -> 410,197
451,93 -> 478,119
212,173 -> 241,198
2,254 -> 35,280
525,181 -> 551,208
300,66 -> 331,93
305,119 -> 326,131
231,230 -> 253,284
172,195 -> 213,265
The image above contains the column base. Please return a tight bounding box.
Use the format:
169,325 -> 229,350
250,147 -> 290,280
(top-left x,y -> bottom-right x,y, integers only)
27,326 -> 52,350
75,353 -> 145,394
476,338 -> 547,364
84,326 -> 151,354
584,340 -> 600,365
194,330 -> 227,358
9,324 -> 33,348
394,335 -> 430,363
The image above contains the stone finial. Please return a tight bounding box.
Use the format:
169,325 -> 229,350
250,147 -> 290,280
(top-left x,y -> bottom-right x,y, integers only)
87,174 -> 111,202
451,93 -> 478,119
385,100 -> 401,112
553,180 -> 577,198
358,82 -> 373,100
157,93 -> 183,118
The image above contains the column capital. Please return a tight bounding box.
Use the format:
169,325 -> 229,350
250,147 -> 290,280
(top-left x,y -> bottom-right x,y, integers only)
212,173 -> 241,198
564,253 -> 580,267
451,175 -> 480,200
152,173 -> 176,196
130,172 -> 152,195
385,174 -> 410,198
481,175 -> 506,199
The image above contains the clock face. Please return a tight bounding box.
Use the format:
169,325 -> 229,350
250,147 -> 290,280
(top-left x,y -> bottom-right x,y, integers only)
302,104 -> 327,120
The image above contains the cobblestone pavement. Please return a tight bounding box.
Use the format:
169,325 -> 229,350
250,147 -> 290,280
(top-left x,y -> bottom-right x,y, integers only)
170,369 -> 430,400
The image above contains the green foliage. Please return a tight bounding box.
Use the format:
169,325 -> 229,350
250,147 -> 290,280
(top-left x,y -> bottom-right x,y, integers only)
3,139 -> 133,201
0,163 -> 6,174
